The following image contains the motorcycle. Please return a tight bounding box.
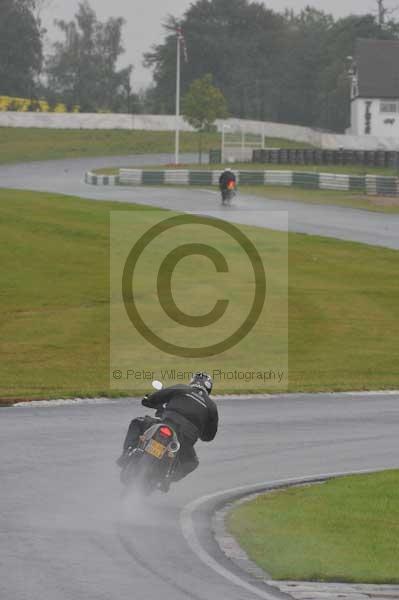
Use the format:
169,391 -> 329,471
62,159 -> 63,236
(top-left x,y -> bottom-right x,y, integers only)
120,381 -> 181,495
221,179 -> 236,206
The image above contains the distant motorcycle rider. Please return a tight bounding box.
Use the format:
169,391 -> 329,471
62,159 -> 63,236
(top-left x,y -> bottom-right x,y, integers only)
219,167 -> 236,200
117,372 -> 218,482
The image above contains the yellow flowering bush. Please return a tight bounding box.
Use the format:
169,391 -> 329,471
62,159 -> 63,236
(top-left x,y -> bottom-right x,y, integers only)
0,96 -> 79,113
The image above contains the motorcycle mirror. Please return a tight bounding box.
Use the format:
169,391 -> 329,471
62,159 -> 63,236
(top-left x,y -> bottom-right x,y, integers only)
152,380 -> 163,391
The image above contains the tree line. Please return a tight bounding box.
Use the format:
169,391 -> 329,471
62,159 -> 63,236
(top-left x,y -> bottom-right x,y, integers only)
0,0 -> 135,113
146,0 -> 399,132
1,0 -> 399,129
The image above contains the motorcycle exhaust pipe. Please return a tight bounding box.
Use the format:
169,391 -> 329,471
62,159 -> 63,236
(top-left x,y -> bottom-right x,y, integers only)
168,441 -> 180,456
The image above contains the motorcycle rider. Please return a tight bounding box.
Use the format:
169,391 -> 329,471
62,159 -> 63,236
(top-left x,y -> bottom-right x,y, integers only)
219,167 -> 236,201
117,372 -> 218,483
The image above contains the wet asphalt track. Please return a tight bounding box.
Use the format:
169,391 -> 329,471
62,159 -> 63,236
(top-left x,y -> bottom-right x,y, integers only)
1,155 -> 399,599
1,395 -> 399,600
1,153 -> 399,249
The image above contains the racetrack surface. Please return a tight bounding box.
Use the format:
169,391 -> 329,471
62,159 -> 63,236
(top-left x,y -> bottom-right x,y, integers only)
1,394 -> 399,600
1,154 -> 399,249
1,155 -> 399,599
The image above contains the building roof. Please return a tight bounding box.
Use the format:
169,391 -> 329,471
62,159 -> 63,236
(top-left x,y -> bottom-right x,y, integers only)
356,38 -> 399,99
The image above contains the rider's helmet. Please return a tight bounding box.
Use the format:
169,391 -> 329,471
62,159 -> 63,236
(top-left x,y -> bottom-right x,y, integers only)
190,372 -> 213,394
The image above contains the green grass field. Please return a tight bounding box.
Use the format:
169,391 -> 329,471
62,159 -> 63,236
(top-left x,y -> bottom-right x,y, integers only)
241,185 -> 399,213
228,471 -> 399,583
1,188 -> 399,402
0,128 -> 307,165
0,128 -> 218,164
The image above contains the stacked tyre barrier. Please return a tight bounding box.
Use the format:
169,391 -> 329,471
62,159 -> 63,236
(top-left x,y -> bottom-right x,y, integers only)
85,169 -> 399,196
252,148 -> 399,169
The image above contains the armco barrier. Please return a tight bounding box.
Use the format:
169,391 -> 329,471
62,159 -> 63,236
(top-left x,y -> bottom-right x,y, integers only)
376,176 -> 398,196
165,170 -> 189,185
350,176 -> 366,192
189,171 -> 213,185
85,169 -> 399,196
118,169 -> 142,185
265,171 -> 292,186
293,172 -> 319,189
319,173 -> 349,191
142,171 -> 165,185
238,171 -> 265,185
366,175 -> 378,196
85,172 -> 119,185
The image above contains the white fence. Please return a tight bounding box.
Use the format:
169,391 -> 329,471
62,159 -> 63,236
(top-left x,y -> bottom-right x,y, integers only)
0,112 -> 194,131
265,171 -> 293,186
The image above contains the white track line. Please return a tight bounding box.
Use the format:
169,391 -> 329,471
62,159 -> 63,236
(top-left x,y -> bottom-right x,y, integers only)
11,390 -> 399,408
12,397 -> 128,408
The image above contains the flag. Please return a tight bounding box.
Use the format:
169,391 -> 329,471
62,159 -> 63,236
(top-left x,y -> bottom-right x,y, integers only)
177,26 -> 188,63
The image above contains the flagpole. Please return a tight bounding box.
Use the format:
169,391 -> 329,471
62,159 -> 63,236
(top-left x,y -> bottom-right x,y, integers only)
175,30 -> 181,165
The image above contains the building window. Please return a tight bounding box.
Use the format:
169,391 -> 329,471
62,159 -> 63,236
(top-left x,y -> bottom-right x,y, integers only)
380,102 -> 398,113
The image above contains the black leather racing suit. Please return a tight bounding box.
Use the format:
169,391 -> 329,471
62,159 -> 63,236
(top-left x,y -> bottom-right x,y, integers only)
121,384 -> 218,480
219,170 -> 236,197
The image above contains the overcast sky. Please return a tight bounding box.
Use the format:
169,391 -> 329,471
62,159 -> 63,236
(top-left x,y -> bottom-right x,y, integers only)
41,0 -> 392,89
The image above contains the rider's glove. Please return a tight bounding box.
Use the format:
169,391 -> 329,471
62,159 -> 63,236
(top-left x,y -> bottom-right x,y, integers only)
142,394 -> 158,409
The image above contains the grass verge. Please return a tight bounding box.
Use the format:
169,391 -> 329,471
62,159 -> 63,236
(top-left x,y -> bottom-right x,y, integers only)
0,128 -> 218,164
0,128 -> 306,165
241,185 -> 399,213
228,470 -> 399,583
1,188 -> 399,402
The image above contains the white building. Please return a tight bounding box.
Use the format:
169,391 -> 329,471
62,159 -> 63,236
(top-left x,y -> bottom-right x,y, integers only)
349,38 -> 399,137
